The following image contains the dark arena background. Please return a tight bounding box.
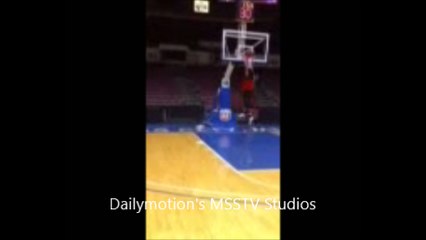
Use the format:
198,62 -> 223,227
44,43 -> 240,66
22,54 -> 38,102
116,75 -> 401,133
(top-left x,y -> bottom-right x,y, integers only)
146,0 -> 280,125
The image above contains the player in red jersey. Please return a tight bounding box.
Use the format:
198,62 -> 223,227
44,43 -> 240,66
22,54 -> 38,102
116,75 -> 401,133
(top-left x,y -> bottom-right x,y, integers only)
241,50 -> 257,125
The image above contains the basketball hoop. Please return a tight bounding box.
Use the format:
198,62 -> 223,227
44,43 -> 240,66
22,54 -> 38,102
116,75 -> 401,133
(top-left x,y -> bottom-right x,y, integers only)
243,50 -> 254,69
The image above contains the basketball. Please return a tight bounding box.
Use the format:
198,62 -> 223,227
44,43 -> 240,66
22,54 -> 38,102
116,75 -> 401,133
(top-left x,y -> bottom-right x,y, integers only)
219,109 -> 232,122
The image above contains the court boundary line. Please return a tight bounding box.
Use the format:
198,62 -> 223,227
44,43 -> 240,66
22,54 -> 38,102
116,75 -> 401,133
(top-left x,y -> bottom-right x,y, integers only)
240,169 -> 280,173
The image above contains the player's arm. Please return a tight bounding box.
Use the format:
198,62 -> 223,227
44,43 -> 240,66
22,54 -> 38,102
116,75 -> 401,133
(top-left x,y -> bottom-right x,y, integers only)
221,62 -> 234,88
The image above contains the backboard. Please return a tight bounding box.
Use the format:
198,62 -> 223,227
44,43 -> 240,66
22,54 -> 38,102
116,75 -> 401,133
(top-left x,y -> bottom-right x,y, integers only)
222,29 -> 270,63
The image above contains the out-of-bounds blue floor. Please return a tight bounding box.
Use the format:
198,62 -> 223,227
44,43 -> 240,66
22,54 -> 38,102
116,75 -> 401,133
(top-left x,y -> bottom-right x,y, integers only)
197,132 -> 280,171
146,124 -> 280,171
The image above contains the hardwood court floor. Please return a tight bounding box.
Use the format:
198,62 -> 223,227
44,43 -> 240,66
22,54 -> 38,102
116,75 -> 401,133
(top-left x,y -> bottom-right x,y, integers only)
146,133 -> 280,239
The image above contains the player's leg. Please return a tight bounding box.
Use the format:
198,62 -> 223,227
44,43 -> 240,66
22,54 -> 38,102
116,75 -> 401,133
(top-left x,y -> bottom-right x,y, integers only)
246,90 -> 256,125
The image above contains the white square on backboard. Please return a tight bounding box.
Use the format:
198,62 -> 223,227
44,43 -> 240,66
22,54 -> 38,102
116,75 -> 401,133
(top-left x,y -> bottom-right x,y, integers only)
194,0 -> 210,14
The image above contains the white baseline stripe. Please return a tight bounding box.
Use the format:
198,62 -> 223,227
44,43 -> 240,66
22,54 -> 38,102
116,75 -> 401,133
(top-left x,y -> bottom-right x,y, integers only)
239,169 -> 280,173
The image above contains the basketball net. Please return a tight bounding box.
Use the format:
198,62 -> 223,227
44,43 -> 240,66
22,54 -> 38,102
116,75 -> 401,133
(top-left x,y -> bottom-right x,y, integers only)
244,51 -> 254,70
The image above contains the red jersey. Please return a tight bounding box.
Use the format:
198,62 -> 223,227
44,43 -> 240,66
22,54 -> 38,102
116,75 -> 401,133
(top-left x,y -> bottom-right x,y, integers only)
241,70 -> 255,92
242,79 -> 254,92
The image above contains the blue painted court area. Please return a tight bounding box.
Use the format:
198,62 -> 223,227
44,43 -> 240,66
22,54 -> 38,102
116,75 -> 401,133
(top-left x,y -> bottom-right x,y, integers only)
197,131 -> 280,171
146,124 -> 280,171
